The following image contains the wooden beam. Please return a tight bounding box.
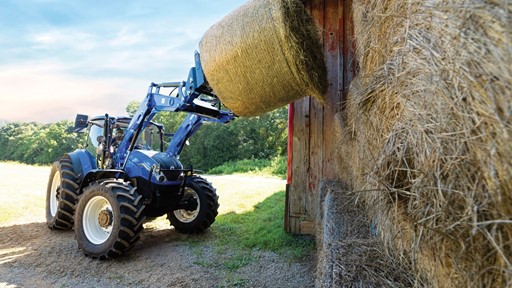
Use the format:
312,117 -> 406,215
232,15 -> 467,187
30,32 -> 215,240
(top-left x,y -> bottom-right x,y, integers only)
289,97 -> 310,218
307,0 -> 325,228
342,0 -> 357,109
300,220 -> 316,235
322,0 -> 342,181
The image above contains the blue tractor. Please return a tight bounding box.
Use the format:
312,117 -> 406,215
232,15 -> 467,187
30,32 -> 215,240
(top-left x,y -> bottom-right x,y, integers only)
45,52 -> 235,259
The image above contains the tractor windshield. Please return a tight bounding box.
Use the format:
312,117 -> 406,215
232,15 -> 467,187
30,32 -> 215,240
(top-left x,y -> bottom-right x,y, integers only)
85,123 -> 105,161
85,117 -> 164,167
142,126 -> 163,151
129,124 -> 163,151
87,124 -> 104,148
113,119 -> 163,152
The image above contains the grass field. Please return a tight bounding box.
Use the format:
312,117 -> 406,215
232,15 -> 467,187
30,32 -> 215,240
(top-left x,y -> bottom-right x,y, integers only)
0,162 -> 50,225
0,162 -> 285,224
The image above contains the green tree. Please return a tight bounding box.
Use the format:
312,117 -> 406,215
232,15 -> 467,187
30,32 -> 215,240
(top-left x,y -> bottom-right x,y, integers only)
180,107 -> 288,171
0,121 -> 80,164
126,100 -> 187,135
125,100 -> 140,117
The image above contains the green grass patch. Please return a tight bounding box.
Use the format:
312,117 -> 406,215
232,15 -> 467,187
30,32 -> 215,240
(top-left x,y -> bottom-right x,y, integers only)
221,275 -> 250,288
207,156 -> 287,178
208,158 -> 270,175
222,252 -> 254,272
212,190 -> 314,259
191,190 -> 313,275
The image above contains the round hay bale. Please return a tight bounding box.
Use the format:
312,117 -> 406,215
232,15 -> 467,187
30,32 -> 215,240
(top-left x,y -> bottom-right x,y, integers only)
199,0 -> 327,117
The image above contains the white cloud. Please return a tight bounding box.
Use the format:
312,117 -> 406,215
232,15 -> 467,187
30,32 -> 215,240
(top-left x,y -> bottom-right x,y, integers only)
33,34 -> 55,45
31,29 -> 98,51
108,27 -> 145,47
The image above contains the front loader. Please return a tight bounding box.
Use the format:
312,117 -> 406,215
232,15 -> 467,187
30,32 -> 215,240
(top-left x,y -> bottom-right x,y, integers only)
45,52 -> 235,259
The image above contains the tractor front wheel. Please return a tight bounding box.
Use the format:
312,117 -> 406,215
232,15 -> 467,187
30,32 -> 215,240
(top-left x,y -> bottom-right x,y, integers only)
167,175 -> 219,234
46,155 -> 79,230
74,180 -> 145,259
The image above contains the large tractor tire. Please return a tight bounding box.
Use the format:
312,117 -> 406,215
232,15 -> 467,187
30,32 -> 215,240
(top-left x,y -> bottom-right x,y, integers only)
167,175 -> 219,234
74,180 -> 146,259
46,155 -> 80,230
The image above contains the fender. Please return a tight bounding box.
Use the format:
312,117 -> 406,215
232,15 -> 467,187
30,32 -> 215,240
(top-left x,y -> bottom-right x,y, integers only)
68,150 -> 128,194
78,169 -> 129,194
67,149 -> 96,182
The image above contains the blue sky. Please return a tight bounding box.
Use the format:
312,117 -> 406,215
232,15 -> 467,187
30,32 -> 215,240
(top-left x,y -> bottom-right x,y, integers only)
0,0 -> 246,123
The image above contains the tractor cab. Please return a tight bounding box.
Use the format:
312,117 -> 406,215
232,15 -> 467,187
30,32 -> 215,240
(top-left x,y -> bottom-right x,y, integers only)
75,115 -> 164,169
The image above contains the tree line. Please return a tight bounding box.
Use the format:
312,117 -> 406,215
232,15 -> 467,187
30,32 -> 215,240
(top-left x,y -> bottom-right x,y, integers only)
0,121 -> 81,165
0,103 -> 288,171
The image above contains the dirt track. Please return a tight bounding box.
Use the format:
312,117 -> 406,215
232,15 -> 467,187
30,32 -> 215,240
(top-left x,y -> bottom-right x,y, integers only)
0,164 -> 315,287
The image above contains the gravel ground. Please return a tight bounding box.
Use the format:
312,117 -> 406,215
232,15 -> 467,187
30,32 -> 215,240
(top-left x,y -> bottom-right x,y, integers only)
0,222 -> 315,287
0,164 -> 315,288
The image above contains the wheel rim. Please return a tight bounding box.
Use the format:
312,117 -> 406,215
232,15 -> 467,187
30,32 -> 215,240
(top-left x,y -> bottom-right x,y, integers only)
173,188 -> 200,223
83,196 -> 114,244
49,171 -> 61,217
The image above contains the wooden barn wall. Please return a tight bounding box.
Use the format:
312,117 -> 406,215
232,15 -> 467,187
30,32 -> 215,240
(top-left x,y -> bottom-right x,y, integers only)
286,0 -> 357,235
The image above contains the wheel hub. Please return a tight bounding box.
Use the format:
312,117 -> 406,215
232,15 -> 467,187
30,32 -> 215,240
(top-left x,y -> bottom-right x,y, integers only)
55,186 -> 61,199
98,209 -> 113,228
173,188 -> 200,223
181,197 -> 199,211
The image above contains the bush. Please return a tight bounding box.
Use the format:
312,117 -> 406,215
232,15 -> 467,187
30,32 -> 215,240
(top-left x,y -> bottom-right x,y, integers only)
207,157 -> 287,178
267,156 -> 287,177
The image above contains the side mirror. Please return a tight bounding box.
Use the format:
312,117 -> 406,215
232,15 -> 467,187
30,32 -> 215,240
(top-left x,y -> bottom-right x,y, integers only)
74,114 -> 88,133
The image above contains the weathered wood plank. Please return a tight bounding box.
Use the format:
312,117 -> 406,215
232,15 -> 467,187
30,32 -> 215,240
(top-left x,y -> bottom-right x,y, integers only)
342,0 -> 357,108
300,220 -> 316,235
321,0 -> 342,180
289,97 -> 310,217
288,216 -> 301,234
307,0 -> 326,227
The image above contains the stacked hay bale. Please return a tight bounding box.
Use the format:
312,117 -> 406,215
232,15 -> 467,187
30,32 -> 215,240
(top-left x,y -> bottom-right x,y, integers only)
316,180 -> 419,287
338,0 -> 511,287
199,0 -> 327,117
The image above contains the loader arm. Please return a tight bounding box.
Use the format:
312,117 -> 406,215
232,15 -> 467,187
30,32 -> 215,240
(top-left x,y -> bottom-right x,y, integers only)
114,52 -> 235,169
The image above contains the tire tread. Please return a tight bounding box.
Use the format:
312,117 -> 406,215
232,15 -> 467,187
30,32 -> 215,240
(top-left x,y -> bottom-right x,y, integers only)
75,180 -> 146,259
46,154 -> 80,230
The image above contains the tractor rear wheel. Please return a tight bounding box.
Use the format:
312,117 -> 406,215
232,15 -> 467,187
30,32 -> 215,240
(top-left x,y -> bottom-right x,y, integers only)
167,175 -> 219,234
46,155 -> 79,230
74,180 -> 145,259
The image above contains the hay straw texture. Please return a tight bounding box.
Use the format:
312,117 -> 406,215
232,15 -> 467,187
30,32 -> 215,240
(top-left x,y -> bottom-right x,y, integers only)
199,0 -> 327,117
337,0 -> 511,287
316,181 -> 420,287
